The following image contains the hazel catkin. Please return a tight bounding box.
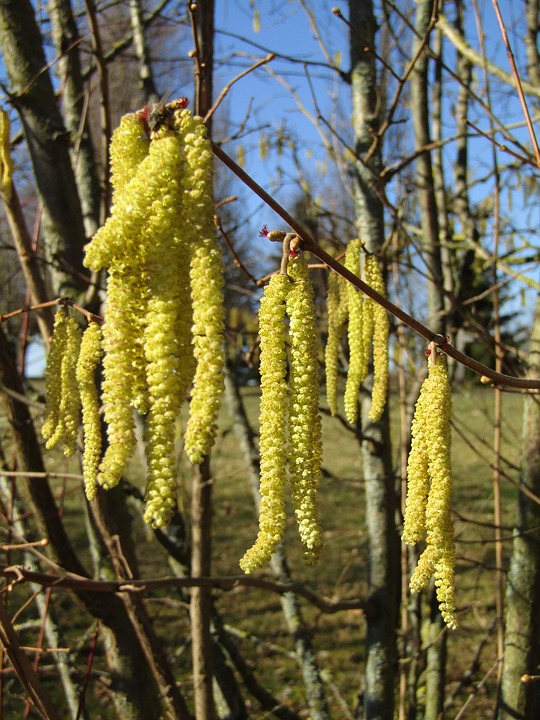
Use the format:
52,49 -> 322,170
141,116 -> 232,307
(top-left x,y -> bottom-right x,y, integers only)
287,256 -> 323,563
365,255 -> 389,422
325,271 -> 348,416
240,274 -> 291,573
76,322 -> 103,500
403,352 -> 457,629
343,239 -> 367,424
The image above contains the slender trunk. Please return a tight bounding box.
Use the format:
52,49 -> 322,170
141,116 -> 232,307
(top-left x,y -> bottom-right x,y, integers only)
525,0 -> 540,89
497,297 -> 540,719
0,0 -> 88,296
191,458 -> 215,720
129,0 -> 159,102
49,0 -> 101,239
410,0 -> 445,336
349,3 -> 398,718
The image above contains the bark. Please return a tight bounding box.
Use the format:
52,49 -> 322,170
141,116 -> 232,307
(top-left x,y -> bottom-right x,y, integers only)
525,0 -> 540,89
49,0 -> 101,238
191,458 -> 216,720
349,4 -> 398,718
410,0 -> 445,336
129,0 -> 160,102
497,297 -> 540,719
193,0 -> 215,132
0,0 -> 88,296
224,364 -> 330,720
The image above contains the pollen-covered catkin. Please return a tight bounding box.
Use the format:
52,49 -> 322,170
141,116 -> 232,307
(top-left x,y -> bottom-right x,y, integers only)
140,128 -> 194,526
84,131 -> 186,271
109,113 -> 149,195
402,382 -> 430,545
325,271 -> 348,416
240,274 -> 291,573
76,322 -> 103,500
42,308 -> 69,444
182,114 -> 225,464
97,272 -> 140,489
344,239 -> 367,424
365,255 -> 389,422
44,315 -> 82,456
287,256 -> 323,563
404,353 -> 457,629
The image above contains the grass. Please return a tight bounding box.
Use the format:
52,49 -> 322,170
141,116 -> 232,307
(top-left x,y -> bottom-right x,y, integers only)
0,378 -> 526,718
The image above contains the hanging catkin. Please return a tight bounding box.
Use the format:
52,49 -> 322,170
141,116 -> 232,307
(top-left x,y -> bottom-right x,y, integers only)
403,352 -> 456,629
287,256 -> 323,563
240,274 -> 291,573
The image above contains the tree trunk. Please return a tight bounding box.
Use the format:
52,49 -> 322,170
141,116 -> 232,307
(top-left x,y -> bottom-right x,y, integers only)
0,0 -> 88,296
349,2 -> 398,718
410,0 -> 445,336
48,0 -> 101,239
497,296 -> 540,719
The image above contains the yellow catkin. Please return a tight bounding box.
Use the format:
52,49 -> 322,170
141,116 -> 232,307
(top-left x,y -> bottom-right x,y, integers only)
182,114 -> 225,465
98,272 -> 141,489
45,316 -> 82,456
139,128 -> 193,526
81,107 -> 223,528
325,271 -> 348,416
0,110 -> 13,200
240,274 -> 291,573
84,131 -> 187,271
402,382 -> 430,545
42,308 -> 69,443
287,256 -> 323,563
404,354 -> 457,629
109,113 -> 149,195
76,322 -> 103,500
365,255 -> 390,422
343,239 -> 367,424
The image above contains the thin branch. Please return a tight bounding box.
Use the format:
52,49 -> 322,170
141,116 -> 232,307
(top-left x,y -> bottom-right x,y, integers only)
204,52 -> 275,124
437,13 -> 540,101
210,141 -> 540,391
0,565 -> 374,617
490,0 -> 540,167
214,214 -> 258,285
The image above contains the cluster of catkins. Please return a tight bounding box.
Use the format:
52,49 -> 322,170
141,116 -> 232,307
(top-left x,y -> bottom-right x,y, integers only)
240,256 -> 323,572
402,352 -> 457,629
325,238 -> 390,424
43,106 -> 225,529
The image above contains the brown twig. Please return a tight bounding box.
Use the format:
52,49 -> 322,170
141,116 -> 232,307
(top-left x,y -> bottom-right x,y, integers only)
0,565 -> 374,617
0,298 -> 103,326
210,141 -> 540,391
204,53 -> 275,124
214,214 -> 258,285
490,0 -> 540,168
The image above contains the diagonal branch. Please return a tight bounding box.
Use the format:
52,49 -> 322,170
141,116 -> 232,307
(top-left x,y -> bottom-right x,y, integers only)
210,141 -> 540,391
